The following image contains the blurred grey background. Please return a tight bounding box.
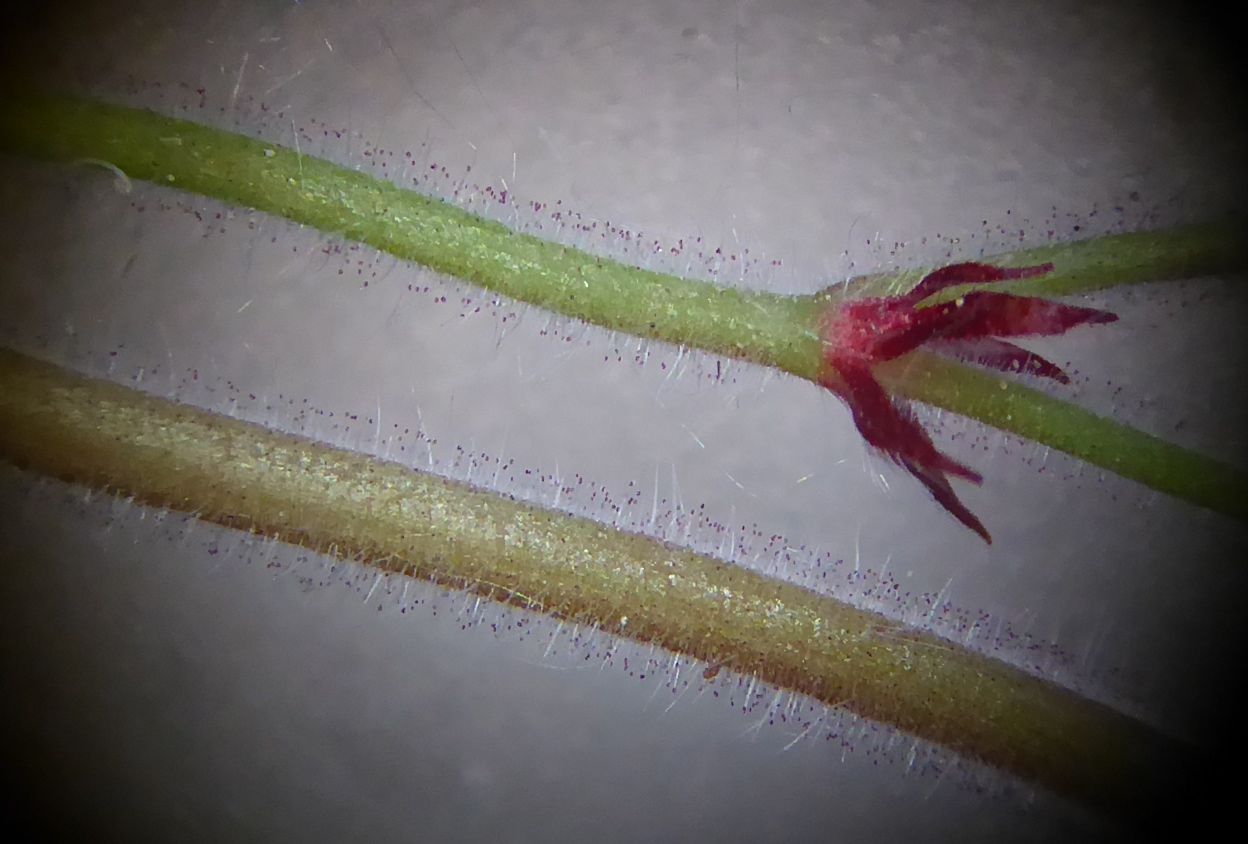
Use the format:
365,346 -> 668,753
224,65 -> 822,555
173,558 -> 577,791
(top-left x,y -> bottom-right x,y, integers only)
2,1 -> 1245,840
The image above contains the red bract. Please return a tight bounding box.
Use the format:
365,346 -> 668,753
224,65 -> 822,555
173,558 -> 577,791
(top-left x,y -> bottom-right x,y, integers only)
818,262 -> 1117,543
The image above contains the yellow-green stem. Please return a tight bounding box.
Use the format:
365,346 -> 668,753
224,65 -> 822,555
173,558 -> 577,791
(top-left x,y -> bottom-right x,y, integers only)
0,347 -> 1196,818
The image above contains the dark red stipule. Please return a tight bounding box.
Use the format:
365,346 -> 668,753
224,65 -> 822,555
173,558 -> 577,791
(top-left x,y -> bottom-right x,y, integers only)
819,261 -> 1117,541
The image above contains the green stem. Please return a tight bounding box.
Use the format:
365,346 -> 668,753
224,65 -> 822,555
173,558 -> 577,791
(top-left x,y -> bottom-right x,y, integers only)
0,92 -> 821,378
2,92 -> 1246,520
0,347 -> 1197,818
838,220 -> 1247,301
879,354 -> 1248,520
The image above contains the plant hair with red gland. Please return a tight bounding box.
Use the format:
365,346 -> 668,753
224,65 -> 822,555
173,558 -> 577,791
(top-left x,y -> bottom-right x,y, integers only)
819,262 -> 1119,543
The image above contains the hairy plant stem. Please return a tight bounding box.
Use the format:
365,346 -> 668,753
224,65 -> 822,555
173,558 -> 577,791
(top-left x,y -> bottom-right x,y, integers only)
2,92 -> 1246,519
0,348 -> 1197,818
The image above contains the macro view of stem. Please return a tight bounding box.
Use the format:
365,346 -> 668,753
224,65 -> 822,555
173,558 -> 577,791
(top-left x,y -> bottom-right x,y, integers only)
7,0 -> 1248,838
0,86 -> 1241,823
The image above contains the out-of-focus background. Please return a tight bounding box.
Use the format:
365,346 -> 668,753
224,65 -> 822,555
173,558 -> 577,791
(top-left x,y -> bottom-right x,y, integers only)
2,1 -> 1245,840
